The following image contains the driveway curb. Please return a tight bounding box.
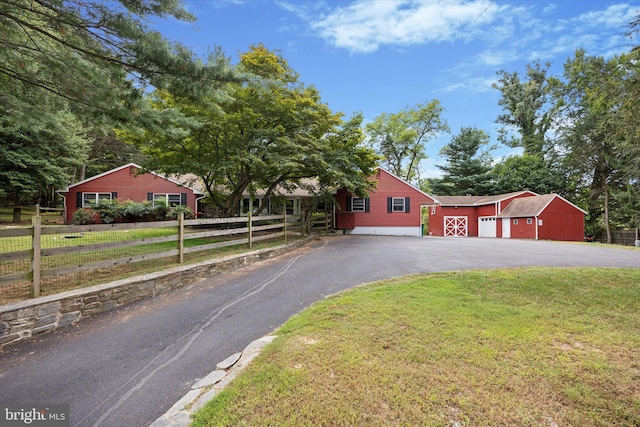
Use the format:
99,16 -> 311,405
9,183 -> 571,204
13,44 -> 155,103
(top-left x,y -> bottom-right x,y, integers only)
150,335 -> 277,427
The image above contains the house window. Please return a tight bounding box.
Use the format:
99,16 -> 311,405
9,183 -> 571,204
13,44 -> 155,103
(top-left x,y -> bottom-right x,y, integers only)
241,198 -> 263,215
392,197 -> 406,212
513,219 -> 519,225
285,198 -> 300,215
387,197 -> 410,213
527,218 -> 533,225
351,198 -> 366,212
83,193 -> 113,207
153,194 -> 183,207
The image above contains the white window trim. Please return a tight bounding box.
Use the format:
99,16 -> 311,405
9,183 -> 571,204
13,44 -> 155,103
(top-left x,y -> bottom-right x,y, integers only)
153,193 -> 182,207
351,197 -> 366,212
392,197 -> 406,212
82,192 -> 113,207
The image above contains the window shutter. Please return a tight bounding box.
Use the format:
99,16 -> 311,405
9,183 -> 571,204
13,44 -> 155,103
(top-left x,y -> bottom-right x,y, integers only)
405,197 -> 410,213
346,196 -> 352,212
147,192 -> 153,201
387,197 -> 392,213
180,193 -> 187,206
111,192 -> 117,200
365,198 -> 370,213
76,192 -> 83,209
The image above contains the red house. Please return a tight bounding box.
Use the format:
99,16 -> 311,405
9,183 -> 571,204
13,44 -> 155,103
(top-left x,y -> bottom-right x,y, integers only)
58,163 -> 205,224
427,191 -> 586,241
334,168 -> 437,237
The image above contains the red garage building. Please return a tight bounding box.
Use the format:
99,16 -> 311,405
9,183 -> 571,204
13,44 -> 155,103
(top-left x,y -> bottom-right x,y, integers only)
498,194 -> 587,241
427,191 -> 586,241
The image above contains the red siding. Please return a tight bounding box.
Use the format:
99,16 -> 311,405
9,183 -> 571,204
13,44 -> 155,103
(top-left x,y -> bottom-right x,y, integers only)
60,165 -> 201,224
476,204 -> 496,217
537,197 -> 585,241
509,217 -> 537,239
335,169 -> 436,231
428,191 -> 584,241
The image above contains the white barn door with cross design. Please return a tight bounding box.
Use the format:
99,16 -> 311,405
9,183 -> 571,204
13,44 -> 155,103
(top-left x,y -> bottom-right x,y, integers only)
444,216 -> 468,237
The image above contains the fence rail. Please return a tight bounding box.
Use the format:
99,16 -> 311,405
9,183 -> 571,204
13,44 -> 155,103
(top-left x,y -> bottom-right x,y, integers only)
0,212 -> 322,304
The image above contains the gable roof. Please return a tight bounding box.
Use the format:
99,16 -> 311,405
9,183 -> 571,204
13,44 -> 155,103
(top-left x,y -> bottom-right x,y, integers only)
58,163 -> 205,195
498,194 -> 587,217
436,191 -> 536,207
376,167 -> 440,204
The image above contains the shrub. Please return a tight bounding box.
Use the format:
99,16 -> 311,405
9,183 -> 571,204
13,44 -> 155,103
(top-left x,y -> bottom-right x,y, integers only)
167,205 -> 195,220
93,200 -> 121,224
151,201 -> 168,220
72,208 -> 93,225
71,200 -> 194,224
121,200 -> 152,219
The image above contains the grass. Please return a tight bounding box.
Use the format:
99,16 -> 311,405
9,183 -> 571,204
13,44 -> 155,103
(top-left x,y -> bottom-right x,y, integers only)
0,207 -> 63,226
190,267 -> 640,427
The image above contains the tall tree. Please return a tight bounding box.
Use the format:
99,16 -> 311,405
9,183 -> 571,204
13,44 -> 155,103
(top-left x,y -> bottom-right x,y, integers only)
0,98 -> 90,206
366,100 -> 448,182
429,127 -> 494,196
493,61 -> 561,156
0,0 -> 234,119
0,0 -> 236,209
129,45 -> 378,216
558,49 -> 638,240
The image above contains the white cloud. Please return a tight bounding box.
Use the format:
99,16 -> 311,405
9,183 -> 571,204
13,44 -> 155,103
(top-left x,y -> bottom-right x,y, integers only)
308,0 -> 499,53
438,75 -> 495,94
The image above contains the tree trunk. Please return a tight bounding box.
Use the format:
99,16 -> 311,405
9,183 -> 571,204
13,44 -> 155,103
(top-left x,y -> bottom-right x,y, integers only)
12,207 -> 22,223
604,184 -> 612,244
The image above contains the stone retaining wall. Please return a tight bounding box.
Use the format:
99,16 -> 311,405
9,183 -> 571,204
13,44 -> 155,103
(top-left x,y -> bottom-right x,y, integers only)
0,238 -> 311,348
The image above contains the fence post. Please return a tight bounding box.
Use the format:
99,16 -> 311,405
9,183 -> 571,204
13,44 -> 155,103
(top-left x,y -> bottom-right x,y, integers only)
283,204 -> 287,243
178,212 -> 185,264
248,206 -> 253,249
31,215 -> 41,298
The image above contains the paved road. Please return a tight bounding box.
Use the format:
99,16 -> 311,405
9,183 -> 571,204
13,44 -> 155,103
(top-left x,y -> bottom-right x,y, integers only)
0,236 -> 638,426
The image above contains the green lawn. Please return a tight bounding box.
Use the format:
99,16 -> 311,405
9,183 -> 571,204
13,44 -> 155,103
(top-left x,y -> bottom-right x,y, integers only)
191,267 -> 640,427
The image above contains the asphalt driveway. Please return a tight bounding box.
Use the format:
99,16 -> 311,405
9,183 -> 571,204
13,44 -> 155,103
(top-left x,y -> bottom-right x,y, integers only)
0,236 -> 638,426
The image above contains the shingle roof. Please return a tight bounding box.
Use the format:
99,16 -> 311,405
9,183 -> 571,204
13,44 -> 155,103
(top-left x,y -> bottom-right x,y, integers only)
436,191 -> 535,206
497,194 -> 556,217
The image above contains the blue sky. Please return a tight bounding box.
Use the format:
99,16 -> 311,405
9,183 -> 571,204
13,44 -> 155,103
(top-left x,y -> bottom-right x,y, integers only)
150,1 -> 638,178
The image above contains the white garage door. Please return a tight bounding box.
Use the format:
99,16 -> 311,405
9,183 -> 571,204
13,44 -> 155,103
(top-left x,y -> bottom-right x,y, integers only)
444,216 -> 468,237
478,216 -> 497,238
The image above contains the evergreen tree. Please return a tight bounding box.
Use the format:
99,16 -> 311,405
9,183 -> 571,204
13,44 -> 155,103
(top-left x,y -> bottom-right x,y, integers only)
430,127 -> 494,196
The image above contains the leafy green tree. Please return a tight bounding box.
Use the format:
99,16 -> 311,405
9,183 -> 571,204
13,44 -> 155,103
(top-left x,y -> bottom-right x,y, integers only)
429,127 -> 494,196
491,154 -> 566,195
0,0 -> 236,209
0,101 -> 90,206
493,62 -> 561,156
557,49 -> 638,241
366,100 -> 448,183
129,45 -> 378,217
